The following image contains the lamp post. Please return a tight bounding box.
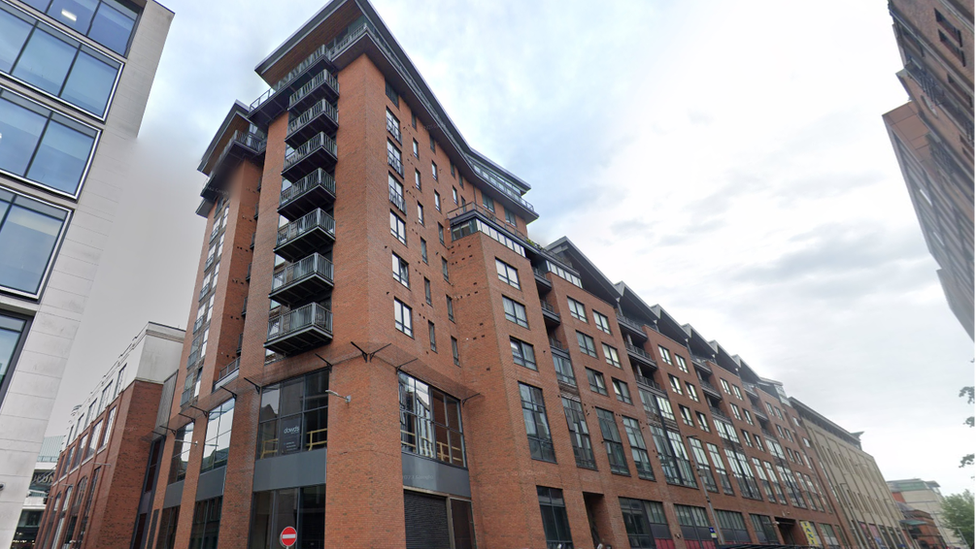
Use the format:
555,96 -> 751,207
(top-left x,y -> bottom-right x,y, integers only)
686,435 -> 725,545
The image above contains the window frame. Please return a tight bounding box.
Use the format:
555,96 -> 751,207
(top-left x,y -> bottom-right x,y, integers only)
394,298 -> 413,337
0,187 -> 72,299
576,331 -> 597,357
503,296 -> 529,328
495,258 -> 520,289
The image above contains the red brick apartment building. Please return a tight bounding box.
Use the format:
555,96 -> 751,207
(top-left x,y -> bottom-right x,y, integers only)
35,1 -> 918,548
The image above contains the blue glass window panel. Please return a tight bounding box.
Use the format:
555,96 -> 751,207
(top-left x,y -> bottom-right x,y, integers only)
60,49 -> 116,115
21,0 -> 53,12
0,7 -> 33,73
0,95 -> 47,176
12,28 -> 77,95
88,1 -> 136,55
47,0 -> 97,35
0,196 -> 66,295
26,118 -> 95,195
0,318 -> 25,381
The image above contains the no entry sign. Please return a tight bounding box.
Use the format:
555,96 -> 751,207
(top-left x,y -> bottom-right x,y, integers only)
280,526 -> 298,547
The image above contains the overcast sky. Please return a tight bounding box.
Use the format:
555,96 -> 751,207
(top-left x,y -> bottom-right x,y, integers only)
47,0 -> 974,495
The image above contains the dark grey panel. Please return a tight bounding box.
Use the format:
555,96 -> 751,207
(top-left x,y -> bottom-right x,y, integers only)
155,373 -> 176,429
163,481 -> 183,509
195,467 -> 225,501
252,448 -> 327,492
138,491 -> 152,513
401,453 -> 470,498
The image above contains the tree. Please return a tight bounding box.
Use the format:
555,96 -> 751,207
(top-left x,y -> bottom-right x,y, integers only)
941,490 -> 974,549
960,386 -> 974,468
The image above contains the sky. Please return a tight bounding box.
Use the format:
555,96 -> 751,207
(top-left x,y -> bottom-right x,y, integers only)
47,0 -> 974,495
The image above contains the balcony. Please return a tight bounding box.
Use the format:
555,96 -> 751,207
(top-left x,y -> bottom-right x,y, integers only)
269,254 -> 334,306
626,343 -> 657,368
761,428 -> 777,439
265,303 -> 333,356
634,373 -> 663,393
279,169 -> 337,221
387,151 -> 403,176
249,44 -> 335,127
533,267 -> 552,292
213,358 -> 240,392
288,69 -> 339,112
386,116 -> 401,143
282,133 -> 337,181
709,406 -> 732,423
549,337 -> 570,355
700,380 -> 722,400
743,383 -> 759,399
201,131 -> 267,202
286,99 -> 338,148
691,355 -> 713,374
180,388 -> 196,408
752,405 -> 770,422
616,314 -> 647,340
389,187 -> 406,214
274,209 -> 336,262
540,300 -> 561,326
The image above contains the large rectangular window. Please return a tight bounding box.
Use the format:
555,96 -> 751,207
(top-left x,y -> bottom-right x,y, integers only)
688,438 -> 718,492
168,422 -> 193,483
621,416 -> 654,480
0,312 -> 27,405
0,88 -> 99,197
201,399 -> 234,472
256,369 -> 329,459
495,258 -> 520,289
750,514 -> 779,544
553,353 -> 576,386
156,507 -> 179,549
519,383 -> 555,463
503,296 -> 528,328
620,498 -> 675,549
0,4 -> 122,116
649,426 -> 696,488
674,505 -> 717,549
0,189 -> 70,297
399,372 -> 465,466
562,397 -> 595,470
715,510 -> 751,543
596,408 -> 629,475
537,487 -> 573,549
188,497 -> 221,549
576,331 -> 596,357
249,486 -> 325,549
394,298 -> 413,337
18,0 -> 139,55
510,337 -> 536,370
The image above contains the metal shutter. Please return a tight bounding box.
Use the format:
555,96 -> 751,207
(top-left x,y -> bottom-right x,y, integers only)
404,491 -> 450,549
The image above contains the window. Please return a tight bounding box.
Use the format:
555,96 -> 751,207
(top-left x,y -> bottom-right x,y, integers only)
649,427 -> 697,488
519,383 -> 555,462
593,311 -> 611,334
658,346 -> 673,365
434,191 -> 441,211
567,297 -> 586,321
392,253 -> 409,288
715,510 -> 751,544
390,211 -> 406,245
537,487 -> 573,548
423,278 -> 431,305
412,139 -> 419,158
431,162 -> 438,181
0,313 -> 27,396
21,0 -> 140,56
732,385 -> 743,399
619,498 -> 673,549
482,195 -> 495,212
446,295 -> 455,321
256,369 -> 331,460
416,202 -> 424,225
451,337 -> 459,366
414,168 -> 421,189
596,408 -> 629,475
679,405 -> 694,426
188,497 -> 221,549
686,383 -> 699,402
249,486 -> 326,549
553,353 -> 576,386
674,505 -> 715,549
387,140 -> 402,175
394,299 -> 412,337
100,407 -> 115,448
0,89 -> 99,197
752,458 -> 776,502
766,402 -> 774,415
619,417 -> 654,480
437,223 -> 445,245
720,379 -> 731,394
675,355 -> 688,373
730,403 -> 742,420
504,208 -> 516,226
612,378 -> 632,404
0,189 -> 70,296
399,372 -> 465,465
84,421 -> 101,460
201,398 -> 234,472
510,338 -> 536,370
753,434 -> 764,452
696,411 -> 710,432
420,238 -> 428,264
668,375 -> 683,395
495,259 -> 520,289
503,296 -> 528,328
774,407 -> 783,420
169,422 -> 193,483
603,344 -> 621,368
751,514 -> 779,545
428,321 -> 436,352
562,398 -> 596,469
441,257 -> 449,281
586,368 -> 607,395
385,80 -> 398,105
386,108 -> 400,142
576,331 -> 596,357
741,430 -> 753,446
411,113 -> 417,128
0,8 -> 122,116
656,396 -> 676,421
688,438 -> 718,492
429,135 -> 435,152
743,409 -> 754,425
452,187 -> 458,204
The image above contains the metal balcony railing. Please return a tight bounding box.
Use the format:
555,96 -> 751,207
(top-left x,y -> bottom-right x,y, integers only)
387,151 -> 403,176
626,343 -> 655,365
266,303 -> 333,345
549,337 -> 570,354
616,314 -> 644,334
214,358 -> 240,390
700,380 -> 722,398
271,253 -> 334,293
283,133 -> 337,171
276,209 -> 336,249
287,99 -> 338,137
387,117 -> 401,143
279,169 -> 337,218
710,406 -> 732,423
389,187 -> 406,213
288,69 -> 339,109
634,374 -> 662,391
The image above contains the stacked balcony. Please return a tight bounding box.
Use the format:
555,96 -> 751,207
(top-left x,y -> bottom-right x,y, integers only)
626,343 -> 657,369
617,314 -> 648,341
270,253 -> 334,306
288,69 -> 339,112
266,303 -> 334,355
279,169 -> 337,221
282,132 -> 337,181
691,355 -> 713,374
700,379 -> 723,400
533,267 -> 553,293
274,209 -> 336,262
286,99 -> 339,148
540,300 -> 561,327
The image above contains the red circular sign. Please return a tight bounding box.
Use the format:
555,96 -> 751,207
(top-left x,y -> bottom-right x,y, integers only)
280,526 -> 298,548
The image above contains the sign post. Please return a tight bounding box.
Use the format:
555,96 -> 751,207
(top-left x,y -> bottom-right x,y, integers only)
280,526 -> 298,548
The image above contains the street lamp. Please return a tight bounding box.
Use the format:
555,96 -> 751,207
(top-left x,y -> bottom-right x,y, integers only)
686,435 -> 725,545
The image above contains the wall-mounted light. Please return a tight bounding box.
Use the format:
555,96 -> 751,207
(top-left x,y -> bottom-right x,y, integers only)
325,390 -> 351,403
